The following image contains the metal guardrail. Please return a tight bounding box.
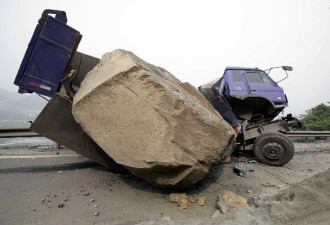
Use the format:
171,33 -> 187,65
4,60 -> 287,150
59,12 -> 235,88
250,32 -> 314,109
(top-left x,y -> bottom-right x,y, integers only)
0,128 -> 329,141
285,131 -> 330,141
0,128 -> 62,149
0,128 -> 41,138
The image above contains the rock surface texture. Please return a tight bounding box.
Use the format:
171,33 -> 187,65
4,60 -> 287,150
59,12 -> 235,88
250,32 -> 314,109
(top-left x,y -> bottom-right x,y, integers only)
72,49 -> 235,188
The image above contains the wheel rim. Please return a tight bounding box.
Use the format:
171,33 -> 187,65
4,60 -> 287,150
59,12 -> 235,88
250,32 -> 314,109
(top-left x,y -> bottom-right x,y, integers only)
262,142 -> 284,160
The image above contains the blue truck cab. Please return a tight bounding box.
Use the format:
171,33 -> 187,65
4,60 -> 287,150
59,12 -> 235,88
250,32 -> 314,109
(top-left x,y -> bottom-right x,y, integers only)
222,67 -> 287,106
199,67 -> 290,129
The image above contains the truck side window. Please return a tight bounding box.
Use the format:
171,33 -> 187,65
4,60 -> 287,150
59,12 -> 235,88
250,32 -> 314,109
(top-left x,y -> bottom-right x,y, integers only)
246,71 -> 275,84
232,70 -> 242,82
246,71 -> 264,83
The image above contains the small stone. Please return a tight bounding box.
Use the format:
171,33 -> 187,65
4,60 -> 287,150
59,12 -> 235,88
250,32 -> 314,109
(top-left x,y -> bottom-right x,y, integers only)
211,209 -> 221,218
90,199 -> 95,203
169,193 -> 187,203
57,171 -> 62,174
64,199 -> 69,202
217,201 -> 228,214
223,156 -> 231,163
58,203 -> 64,208
40,198 -> 45,202
160,216 -> 171,222
234,162 -> 251,177
197,196 -> 207,206
83,193 -> 90,196
217,190 -> 247,214
189,196 -> 196,203
53,195 -> 57,198
308,168 -> 313,171
177,198 -> 189,209
93,204 -> 99,208
94,211 -> 99,216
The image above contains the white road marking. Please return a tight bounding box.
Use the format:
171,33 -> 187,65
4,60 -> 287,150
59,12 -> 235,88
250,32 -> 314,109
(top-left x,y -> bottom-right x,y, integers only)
0,154 -> 80,159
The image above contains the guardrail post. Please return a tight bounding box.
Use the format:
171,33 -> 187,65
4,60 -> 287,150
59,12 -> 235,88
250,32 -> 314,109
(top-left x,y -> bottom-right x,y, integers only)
56,143 -> 62,150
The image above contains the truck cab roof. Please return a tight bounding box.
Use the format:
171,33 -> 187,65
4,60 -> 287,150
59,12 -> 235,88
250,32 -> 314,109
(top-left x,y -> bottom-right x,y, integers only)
225,66 -> 260,71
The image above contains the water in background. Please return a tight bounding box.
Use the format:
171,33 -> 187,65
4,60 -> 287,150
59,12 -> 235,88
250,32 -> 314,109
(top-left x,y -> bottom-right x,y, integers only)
0,119 -> 55,148
0,119 -> 31,128
0,137 -> 55,148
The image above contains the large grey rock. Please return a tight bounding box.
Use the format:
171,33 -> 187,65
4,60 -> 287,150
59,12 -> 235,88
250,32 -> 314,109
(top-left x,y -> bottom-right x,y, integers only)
72,49 -> 235,188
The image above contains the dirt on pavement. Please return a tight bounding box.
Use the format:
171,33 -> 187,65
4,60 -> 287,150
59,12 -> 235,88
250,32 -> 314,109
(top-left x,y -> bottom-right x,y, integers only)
0,142 -> 329,225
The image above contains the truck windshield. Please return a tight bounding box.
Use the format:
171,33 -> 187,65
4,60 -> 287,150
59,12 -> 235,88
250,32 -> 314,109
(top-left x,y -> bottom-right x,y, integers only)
246,71 -> 274,84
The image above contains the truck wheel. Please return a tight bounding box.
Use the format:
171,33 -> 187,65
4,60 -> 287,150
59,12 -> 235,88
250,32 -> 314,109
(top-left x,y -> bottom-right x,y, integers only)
253,133 -> 294,166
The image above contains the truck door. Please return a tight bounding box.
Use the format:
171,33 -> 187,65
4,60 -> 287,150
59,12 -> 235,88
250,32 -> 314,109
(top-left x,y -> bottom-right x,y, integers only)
227,70 -> 249,96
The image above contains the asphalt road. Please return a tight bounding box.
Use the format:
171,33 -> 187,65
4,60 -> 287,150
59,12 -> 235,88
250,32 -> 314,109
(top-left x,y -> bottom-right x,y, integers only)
0,142 -> 330,225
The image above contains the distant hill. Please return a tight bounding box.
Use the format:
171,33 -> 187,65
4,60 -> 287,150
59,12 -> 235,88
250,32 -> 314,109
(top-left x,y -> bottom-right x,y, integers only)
0,89 -> 47,127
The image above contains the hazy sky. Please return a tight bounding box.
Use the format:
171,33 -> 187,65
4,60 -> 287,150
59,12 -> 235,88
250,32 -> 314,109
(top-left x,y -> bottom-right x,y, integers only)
0,0 -> 329,116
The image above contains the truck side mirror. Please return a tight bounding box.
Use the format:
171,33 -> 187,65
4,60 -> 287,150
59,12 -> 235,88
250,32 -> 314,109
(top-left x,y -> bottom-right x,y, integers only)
282,66 -> 293,71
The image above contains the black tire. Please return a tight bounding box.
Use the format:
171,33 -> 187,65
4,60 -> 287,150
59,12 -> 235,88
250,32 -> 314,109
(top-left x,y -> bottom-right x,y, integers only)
253,132 -> 294,166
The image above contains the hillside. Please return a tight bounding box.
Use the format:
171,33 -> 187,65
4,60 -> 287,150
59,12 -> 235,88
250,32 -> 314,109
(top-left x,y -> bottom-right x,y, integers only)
0,89 -> 47,127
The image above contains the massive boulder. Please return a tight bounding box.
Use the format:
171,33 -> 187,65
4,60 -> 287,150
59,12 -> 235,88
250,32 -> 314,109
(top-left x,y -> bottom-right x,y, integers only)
72,49 -> 235,188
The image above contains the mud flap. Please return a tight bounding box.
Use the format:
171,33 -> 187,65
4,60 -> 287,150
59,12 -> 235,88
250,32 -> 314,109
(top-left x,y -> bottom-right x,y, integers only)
31,92 -> 128,174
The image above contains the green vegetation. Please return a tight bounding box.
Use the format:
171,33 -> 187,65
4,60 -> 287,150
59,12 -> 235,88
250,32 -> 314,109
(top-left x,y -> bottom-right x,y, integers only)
300,103 -> 330,131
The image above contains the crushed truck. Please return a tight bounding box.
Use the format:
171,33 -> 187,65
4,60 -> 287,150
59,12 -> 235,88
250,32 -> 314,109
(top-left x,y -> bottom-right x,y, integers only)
199,66 -> 303,166
13,10 -> 302,187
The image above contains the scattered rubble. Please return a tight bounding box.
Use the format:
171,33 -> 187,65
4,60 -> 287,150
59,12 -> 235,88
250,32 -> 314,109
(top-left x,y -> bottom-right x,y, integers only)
169,193 -> 187,203
197,196 -> 207,206
2,142 -> 330,224
217,190 -> 247,214
234,162 -> 254,177
211,210 -> 222,218
159,216 -> 171,222
188,195 -> 196,204
266,169 -> 330,224
177,198 -> 189,209
169,193 -> 189,209
222,156 -> 231,163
